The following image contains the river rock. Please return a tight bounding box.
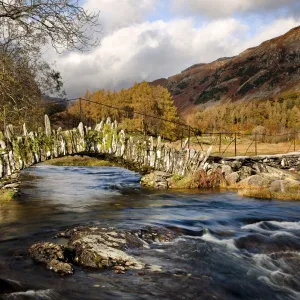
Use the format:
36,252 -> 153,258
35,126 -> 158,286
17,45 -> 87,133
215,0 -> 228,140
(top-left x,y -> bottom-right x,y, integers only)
270,179 -> 300,193
71,236 -> 143,270
62,226 -> 179,250
65,226 -> 179,270
29,242 -> 64,263
239,175 -> 272,188
225,172 -> 240,185
270,180 -> 288,193
28,226 -> 180,274
221,165 -> 233,176
66,227 -> 178,271
238,166 -> 255,180
207,163 -> 221,175
252,163 -> 268,173
3,182 -> 20,189
28,242 -> 74,275
140,171 -> 172,189
221,160 -> 242,171
265,166 -> 298,180
47,259 -> 74,275
134,226 -> 179,243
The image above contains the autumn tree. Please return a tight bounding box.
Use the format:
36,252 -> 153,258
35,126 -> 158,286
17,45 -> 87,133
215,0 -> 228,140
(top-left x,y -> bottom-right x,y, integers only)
67,82 -> 180,140
192,92 -> 300,140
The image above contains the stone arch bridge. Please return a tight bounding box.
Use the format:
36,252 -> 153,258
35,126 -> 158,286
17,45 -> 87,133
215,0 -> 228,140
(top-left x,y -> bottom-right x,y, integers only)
0,116 -> 212,180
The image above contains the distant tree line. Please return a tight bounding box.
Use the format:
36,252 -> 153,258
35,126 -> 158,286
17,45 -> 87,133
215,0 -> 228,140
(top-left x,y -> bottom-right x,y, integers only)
187,92 -> 300,138
64,82 -> 180,140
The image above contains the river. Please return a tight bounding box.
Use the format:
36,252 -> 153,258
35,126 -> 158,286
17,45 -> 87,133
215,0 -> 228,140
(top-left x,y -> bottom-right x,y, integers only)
0,165 -> 300,299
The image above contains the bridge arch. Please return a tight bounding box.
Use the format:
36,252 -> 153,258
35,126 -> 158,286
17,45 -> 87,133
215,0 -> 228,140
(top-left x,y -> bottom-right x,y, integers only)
0,116 -> 210,180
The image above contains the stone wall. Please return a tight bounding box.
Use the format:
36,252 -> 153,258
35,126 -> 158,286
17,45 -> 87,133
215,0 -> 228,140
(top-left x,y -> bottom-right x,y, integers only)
220,153 -> 300,172
0,116 -> 212,180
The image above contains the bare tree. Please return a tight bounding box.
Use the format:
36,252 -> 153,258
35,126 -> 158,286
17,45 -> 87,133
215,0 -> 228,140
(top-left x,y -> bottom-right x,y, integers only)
0,0 -> 101,52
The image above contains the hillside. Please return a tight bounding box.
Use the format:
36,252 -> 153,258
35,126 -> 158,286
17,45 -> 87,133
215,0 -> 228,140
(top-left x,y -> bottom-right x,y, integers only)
152,26 -> 300,118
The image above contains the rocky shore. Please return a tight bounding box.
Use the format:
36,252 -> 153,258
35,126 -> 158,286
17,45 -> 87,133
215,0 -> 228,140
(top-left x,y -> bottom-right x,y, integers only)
0,173 -> 20,201
28,226 -> 180,275
141,153 -> 300,200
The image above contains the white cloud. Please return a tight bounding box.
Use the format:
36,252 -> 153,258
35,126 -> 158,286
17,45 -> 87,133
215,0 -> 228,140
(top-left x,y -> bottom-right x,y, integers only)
47,18 -> 245,97
84,0 -> 157,33
171,0 -> 300,18
42,1 -> 300,99
240,18 -> 300,50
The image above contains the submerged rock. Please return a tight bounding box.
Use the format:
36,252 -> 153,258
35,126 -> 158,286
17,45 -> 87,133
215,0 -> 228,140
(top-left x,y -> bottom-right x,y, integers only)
133,226 -> 179,244
0,278 -> 26,294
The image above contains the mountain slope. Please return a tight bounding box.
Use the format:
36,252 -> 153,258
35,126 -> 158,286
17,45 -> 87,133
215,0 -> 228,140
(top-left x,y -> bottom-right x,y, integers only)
153,26 -> 300,118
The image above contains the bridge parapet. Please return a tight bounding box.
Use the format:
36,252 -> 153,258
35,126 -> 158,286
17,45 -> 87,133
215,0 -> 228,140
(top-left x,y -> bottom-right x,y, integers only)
0,115 -> 211,180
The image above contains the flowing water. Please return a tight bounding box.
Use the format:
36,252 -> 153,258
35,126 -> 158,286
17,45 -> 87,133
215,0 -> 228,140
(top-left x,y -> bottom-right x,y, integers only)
1,165 -> 300,300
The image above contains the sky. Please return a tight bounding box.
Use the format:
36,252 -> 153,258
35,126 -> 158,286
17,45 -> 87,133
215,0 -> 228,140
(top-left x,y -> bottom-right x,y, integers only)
44,0 -> 300,98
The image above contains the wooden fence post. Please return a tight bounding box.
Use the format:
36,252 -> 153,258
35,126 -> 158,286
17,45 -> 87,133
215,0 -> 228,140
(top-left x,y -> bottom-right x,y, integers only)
188,126 -> 191,149
79,97 -> 83,123
234,132 -> 237,156
3,106 -> 6,131
181,128 -> 183,148
255,133 -> 257,156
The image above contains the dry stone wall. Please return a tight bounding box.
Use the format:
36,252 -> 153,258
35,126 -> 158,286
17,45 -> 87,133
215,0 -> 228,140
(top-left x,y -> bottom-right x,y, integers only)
0,115 -> 212,180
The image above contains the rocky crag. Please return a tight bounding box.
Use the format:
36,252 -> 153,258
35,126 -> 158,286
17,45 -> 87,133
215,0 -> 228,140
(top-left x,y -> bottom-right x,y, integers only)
151,26 -> 300,118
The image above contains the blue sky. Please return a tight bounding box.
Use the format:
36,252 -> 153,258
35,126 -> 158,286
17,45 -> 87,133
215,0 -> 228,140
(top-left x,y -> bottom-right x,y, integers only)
47,0 -> 300,97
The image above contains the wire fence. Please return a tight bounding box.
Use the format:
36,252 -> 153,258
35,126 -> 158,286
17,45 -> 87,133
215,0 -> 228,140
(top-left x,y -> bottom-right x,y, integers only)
184,132 -> 300,157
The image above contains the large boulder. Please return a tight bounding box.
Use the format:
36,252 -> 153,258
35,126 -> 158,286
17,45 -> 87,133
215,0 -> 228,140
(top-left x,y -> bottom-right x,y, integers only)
265,166 -> 299,181
29,226 -> 180,275
239,175 -> 272,188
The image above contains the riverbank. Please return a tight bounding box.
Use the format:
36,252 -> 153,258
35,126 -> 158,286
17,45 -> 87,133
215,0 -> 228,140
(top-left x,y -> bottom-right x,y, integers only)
0,189 -> 17,202
43,155 -> 114,167
141,162 -> 300,201
0,175 -> 20,202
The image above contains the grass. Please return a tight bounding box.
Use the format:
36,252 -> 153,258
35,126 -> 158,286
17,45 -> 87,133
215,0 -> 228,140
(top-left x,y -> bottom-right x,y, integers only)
170,135 -> 299,157
169,169 -> 225,189
238,188 -> 300,201
0,189 -> 17,202
43,155 -> 114,167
